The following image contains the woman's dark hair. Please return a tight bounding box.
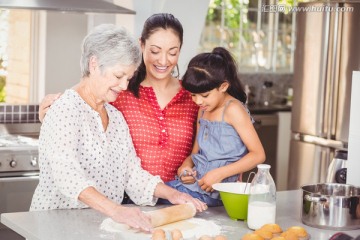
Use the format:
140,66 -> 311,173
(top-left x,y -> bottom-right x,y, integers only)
181,47 -> 247,103
128,13 -> 183,97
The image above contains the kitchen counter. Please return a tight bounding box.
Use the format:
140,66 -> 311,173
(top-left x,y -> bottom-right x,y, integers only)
1,190 -> 360,240
249,104 -> 292,114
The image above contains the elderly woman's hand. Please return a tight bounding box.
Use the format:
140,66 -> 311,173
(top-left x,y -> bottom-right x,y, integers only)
38,93 -> 62,122
110,205 -> 152,232
167,190 -> 208,212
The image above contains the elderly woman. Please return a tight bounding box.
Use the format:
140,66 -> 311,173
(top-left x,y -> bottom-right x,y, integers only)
30,24 -> 206,232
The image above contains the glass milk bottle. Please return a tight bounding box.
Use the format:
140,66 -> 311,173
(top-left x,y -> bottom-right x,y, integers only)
247,164 -> 276,230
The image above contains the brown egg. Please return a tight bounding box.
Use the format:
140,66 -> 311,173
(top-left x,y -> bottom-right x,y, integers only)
214,235 -> 228,240
152,228 -> 166,240
171,229 -> 183,240
199,235 -> 214,240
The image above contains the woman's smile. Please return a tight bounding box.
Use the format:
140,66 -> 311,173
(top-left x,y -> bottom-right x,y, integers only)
154,64 -> 169,73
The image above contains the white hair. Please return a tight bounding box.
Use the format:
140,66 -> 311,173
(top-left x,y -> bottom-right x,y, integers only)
80,24 -> 141,77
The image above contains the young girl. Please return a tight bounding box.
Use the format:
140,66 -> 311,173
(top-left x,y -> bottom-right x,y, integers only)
165,47 -> 266,206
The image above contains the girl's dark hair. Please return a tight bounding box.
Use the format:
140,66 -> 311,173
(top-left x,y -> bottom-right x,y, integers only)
128,13 -> 183,97
181,47 -> 247,103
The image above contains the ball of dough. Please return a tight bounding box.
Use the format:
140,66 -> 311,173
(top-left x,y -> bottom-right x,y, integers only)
152,228 -> 166,240
214,235 -> 228,240
259,223 -> 283,234
242,233 -> 265,240
286,226 -> 308,238
171,229 -> 183,240
280,231 -> 298,240
270,237 -> 286,240
254,229 -> 273,239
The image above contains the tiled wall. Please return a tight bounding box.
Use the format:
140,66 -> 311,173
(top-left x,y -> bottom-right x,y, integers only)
0,104 -> 40,123
240,73 -> 293,106
0,74 -> 292,123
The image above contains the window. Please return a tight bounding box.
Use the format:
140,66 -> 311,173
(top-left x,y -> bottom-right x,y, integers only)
0,9 -> 8,102
0,9 -> 33,104
198,0 -> 297,73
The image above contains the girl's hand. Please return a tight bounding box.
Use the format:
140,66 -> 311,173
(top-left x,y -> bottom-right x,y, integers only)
198,169 -> 224,192
177,167 -> 197,184
39,93 -> 62,122
110,205 -> 152,232
166,190 -> 208,212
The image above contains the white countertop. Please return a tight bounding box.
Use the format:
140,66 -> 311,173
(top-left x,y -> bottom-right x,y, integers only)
1,190 -> 360,240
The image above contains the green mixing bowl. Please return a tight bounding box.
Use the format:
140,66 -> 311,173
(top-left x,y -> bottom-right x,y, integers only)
213,182 -> 250,221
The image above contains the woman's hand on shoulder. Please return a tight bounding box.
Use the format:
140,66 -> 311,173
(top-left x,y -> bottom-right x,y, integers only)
39,93 -> 62,122
110,205 -> 152,232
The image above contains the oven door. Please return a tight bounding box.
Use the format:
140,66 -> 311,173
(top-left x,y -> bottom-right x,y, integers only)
0,175 -> 39,240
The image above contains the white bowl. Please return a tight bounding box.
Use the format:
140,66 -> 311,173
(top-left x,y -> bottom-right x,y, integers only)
213,182 -> 251,194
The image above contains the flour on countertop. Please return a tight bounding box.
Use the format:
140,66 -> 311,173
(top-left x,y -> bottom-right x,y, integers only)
100,217 -> 221,239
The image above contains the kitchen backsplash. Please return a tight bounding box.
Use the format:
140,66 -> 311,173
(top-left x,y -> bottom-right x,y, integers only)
0,73 -> 292,124
0,104 -> 40,123
240,73 -> 293,106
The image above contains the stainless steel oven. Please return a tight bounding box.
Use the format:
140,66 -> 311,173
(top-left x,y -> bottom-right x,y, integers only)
0,123 -> 40,240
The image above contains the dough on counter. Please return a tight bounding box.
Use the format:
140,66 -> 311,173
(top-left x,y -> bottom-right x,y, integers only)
100,218 -> 131,232
214,235 -> 228,240
100,217 -> 221,239
198,235 -> 214,240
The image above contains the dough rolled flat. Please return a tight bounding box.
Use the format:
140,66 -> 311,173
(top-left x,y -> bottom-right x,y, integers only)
147,204 -> 196,228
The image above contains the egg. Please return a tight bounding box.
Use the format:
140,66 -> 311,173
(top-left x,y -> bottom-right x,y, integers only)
152,228 -> 166,240
171,229 -> 183,240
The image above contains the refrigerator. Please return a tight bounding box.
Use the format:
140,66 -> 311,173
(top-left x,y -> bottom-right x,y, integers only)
288,1 -> 360,190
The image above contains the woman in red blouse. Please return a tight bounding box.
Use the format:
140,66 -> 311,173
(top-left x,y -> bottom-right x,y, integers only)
112,13 -> 199,181
39,13 -> 199,182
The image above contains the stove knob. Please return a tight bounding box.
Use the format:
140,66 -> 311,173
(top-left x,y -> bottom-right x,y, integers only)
31,157 -> 38,167
10,160 -> 17,168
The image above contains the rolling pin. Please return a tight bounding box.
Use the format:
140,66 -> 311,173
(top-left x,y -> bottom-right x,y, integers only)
147,203 -> 196,228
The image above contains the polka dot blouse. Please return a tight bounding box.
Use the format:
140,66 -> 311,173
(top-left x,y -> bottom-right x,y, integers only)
30,89 -> 162,211
112,84 -> 199,182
